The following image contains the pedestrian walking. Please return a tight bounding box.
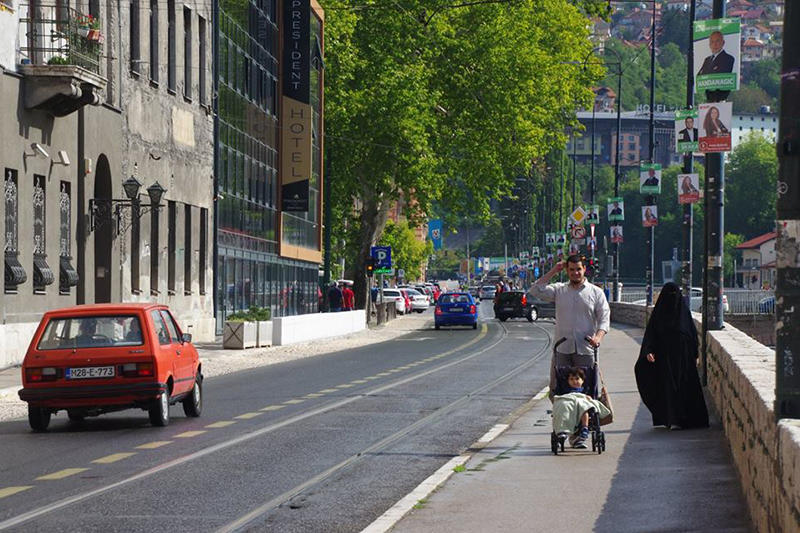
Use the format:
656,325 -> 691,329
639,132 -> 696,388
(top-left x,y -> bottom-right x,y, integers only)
328,282 -> 343,312
342,283 -> 355,311
634,282 -> 709,430
527,255 -> 610,400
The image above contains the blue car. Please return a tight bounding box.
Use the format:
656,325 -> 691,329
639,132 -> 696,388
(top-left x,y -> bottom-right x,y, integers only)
435,292 -> 479,330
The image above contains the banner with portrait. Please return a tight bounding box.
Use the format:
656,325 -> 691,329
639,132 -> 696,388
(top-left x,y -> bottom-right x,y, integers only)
639,163 -> 662,195
642,205 -> 659,227
677,173 -> 701,204
610,225 -> 624,244
675,109 -> 699,153
607,197 -> 625,222
694,18 -> 741,94
586,204 -> 600,225
698,102 -> 732,152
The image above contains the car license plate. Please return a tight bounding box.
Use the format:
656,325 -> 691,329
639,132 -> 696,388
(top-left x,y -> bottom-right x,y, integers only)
66,366 -> 115,380
503,307 -> 515,312
450,308 -> 463,312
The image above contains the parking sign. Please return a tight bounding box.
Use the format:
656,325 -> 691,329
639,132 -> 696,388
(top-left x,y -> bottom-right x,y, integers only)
371,246 -> 392,274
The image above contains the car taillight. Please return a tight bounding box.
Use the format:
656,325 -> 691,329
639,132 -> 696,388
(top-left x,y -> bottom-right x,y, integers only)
122,362 -> 154,378
435,306 -> 443,315
521,295 -> 527,306
470,305 -> 476,314
27,367 -> 57,383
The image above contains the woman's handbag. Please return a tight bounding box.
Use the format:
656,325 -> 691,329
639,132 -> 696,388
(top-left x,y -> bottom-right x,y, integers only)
599,384 -> 614,426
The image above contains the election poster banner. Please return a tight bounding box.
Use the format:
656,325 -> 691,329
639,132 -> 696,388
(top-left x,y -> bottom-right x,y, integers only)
675,109 -> 699,153
698,102 -> 732,152
607,197 -> 625,222
611,225 -> 624,244
639,163 -> 662,195
546,233 -> 556,247
678,173 -> 701,204
428,219 -> 443,250
694,18 -> 741,94
642,205 -> 659,227
586,204 -> 600,225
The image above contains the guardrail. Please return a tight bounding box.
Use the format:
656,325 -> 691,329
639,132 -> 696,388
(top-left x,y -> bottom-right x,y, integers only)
617,287 -> 774,315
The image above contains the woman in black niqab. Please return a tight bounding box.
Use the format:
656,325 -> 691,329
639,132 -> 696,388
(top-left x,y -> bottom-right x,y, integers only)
634,283 -> 709,429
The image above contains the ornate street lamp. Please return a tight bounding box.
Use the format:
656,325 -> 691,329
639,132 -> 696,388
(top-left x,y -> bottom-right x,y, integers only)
88,176 -> 167,236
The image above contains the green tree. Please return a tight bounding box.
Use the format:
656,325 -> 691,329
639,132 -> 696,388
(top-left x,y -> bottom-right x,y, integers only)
742,59 -> 781,103
724,233 -> 745,286
473,217 -> 506,258
726,133 -> 778,238
729,84 -> 773,114
325,0 -> 602,306
378,220 -> 433,281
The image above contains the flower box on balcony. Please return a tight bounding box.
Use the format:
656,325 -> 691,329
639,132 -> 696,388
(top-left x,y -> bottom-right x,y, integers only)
77,28 -> 105,43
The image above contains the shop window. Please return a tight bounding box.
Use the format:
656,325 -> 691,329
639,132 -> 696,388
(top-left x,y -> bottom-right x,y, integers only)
184,203 -> 192,294
131,201 -> 141,293
168,200 -> 176,293
199,207 -> 207,294
150,208 -> 160,294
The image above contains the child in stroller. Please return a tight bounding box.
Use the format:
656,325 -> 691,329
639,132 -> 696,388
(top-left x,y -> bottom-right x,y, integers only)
550,348 -> 611,455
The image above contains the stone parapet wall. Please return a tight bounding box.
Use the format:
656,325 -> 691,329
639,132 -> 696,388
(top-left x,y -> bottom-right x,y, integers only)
610,302 -> 800,533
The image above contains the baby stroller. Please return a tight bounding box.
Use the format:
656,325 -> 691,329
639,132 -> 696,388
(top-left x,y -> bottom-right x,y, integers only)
549,337 -> 608,455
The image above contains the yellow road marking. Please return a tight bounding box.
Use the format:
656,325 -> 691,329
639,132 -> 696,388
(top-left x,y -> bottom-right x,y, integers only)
136,441 -> 172,450
92,453 -> 137,464
388,369 -> 402,373
235,413 -> 263,420
174,430 -> 207,437
303,393 -> 323,398
206,421 -> 236,428
364,376 -> 380,380
36,468 -> 89,480
284,399 -> 305,404
336,384 -> 354,389
260,405 -> 286,411
350,380 -> 368,384
376,373 -> 391,377
398,366 -> 413,369
0,486 -> 33,499
318,389 -> 338,394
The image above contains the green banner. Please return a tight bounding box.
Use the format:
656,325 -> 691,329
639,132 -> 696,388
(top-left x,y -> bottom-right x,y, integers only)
675,109 -> 699,153
693,18 -> 740,40
607,197 -> 624,222
639,163 -> 662,195
694,18 -> 740,93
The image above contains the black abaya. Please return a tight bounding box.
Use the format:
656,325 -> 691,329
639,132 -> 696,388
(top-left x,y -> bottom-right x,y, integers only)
634,283 -> 709,429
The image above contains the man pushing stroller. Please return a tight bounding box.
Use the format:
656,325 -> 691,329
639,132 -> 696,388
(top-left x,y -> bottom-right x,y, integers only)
526,254 -> 612,449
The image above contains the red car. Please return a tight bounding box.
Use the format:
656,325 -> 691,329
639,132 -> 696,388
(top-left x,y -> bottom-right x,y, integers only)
399,289 -> 413,314
18,303 -> 202,431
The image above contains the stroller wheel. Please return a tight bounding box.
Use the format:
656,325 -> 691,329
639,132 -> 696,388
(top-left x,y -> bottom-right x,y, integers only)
591,432 -> 597,452
597,431 -> 605,454
551,432 -> 558,455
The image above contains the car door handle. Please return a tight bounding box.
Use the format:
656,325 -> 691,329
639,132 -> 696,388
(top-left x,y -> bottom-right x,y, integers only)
176,350 -> 182,355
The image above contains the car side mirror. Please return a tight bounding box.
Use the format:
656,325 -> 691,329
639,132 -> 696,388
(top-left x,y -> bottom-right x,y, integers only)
182,333 -> 193,344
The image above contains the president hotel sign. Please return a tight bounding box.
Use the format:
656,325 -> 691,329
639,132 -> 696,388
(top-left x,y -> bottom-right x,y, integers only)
282,0 -> 312,212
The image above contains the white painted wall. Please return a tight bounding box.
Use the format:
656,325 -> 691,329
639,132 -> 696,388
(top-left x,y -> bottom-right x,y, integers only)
0,0 -> 19,71
272,311 -> 366,346
0,322 -> 39,369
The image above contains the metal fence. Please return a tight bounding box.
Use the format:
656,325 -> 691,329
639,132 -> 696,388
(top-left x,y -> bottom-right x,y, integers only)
617,287 -> 774,315
20,5 -> 102,74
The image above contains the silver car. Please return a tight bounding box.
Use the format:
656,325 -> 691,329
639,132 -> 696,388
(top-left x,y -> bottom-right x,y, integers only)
479,285 -> 496,300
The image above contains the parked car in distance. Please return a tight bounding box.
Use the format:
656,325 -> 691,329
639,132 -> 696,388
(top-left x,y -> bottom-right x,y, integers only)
468,286 -> 480,297
635,287 -> 730,314
399,289 -> 413,314
493,291 -> 555,322
380,288 -> 406,314
479,285 -> 497,300
758,296 -> 775,314
405,288 -> 430,313
18,304 -> 202,431
435,292 -> 479,330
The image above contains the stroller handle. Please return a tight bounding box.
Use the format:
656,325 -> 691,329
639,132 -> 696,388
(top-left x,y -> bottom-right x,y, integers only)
554,336 -> 600,364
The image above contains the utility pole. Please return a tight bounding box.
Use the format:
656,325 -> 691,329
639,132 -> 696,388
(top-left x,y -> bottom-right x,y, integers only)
775,0 -> 800,419
612,52 -> 622,303
703,0 -> 728,339
682,0 -> 696,305
323,153 -> 332,307
572,132 -> 577,213
559,151 -> 564,233
591,99 -> 597,208
645,0 -> 657,306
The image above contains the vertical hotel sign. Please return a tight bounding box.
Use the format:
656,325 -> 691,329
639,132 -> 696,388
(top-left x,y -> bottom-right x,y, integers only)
282,0 -> 311,212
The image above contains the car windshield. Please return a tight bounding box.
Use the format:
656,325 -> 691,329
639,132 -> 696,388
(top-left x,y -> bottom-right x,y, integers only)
383,290 -> 401,297
407,289 -> 422,296
482,286 -> 494,290
37,315 -> 144,350
439,294 -> 471,304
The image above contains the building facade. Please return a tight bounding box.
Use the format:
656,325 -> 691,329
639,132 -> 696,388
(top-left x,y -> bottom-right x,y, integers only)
735,231 -> 776,290
214,0 -> 324,329
0,0 -> 214,368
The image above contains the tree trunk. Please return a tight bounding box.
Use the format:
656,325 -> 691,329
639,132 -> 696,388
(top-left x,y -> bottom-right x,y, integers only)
352,188 -> 391,310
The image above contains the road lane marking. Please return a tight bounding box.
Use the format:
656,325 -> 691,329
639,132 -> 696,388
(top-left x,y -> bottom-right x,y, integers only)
303,393 -> 323,398
376,372 -> 391,377
36,468 -> 89,481
206,421 -> 237,428
0,320 -> 518,531
397,366 -> 413,370
350,380 -> 368,384
364,376 -> 380,380
92,453 -> 137,464
336,384 -> 354,388
136,441 -> 172,450
235,413 -> 263,420
532,386 -> 550,402
0,487 -> 32,500
283,399 -> 306,404
318,389 -> 338,393
387,369 -> 402,373
174,430 -> 207,437
259,405 -> 286,412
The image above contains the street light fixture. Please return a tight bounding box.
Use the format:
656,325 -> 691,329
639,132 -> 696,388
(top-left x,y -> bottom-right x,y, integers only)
88,177 -> 168,236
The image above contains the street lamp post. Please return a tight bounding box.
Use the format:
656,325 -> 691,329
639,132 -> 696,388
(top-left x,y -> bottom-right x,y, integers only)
645,0 -> 657,307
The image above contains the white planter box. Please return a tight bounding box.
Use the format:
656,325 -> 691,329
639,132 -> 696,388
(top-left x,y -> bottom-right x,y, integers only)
223,321 -> 257,349
257,321 -> 273,347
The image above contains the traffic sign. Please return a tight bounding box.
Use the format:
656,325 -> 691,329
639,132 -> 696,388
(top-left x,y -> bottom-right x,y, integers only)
570,207 -> 587,225
371,246 -> 392,274
571,225 -> 587,239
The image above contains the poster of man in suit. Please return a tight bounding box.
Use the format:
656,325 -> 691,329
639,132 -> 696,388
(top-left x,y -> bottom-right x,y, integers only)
639,163 -> 662,195
694,18 -> 740,93
675,109 -> 699,153
607,197 -> 625,222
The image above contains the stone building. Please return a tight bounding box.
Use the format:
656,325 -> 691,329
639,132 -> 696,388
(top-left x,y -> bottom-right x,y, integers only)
0,0 -> 214,368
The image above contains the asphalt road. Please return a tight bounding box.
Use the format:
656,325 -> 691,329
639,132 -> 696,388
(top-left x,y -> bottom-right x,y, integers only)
0,304 -> 555,532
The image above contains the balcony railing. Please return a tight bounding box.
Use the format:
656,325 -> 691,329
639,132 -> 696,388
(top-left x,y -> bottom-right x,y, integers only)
20,5 -> 102,74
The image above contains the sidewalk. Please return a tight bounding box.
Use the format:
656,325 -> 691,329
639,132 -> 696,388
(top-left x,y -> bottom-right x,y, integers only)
389,323 -> 753,533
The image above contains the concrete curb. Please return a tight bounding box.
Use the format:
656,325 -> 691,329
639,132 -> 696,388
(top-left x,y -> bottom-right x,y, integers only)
359,386 -> 550,533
